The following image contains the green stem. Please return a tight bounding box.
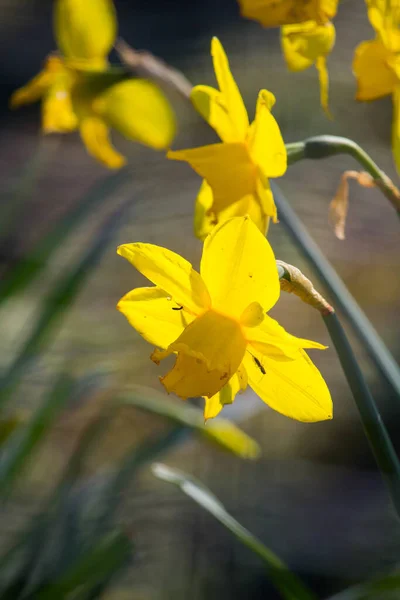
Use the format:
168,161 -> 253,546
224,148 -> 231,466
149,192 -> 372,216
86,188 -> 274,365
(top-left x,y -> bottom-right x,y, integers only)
271,182 -> 400,400
323,312 -> 400,519
286,135 -> 400,214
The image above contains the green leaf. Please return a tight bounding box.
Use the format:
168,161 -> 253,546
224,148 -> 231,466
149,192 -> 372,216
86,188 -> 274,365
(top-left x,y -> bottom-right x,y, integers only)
326,569 -> 400,600
0,169 -> 130,302
0,200 -> 130,410
120,386 -> 261,459
0,372 -> 73,492
34,531 -> 131,600
152,463 -> 316,600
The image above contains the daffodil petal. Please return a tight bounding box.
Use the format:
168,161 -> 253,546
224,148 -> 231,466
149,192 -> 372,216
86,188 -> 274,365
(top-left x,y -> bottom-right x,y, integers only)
54,0 -> 117,60
244,348 -> 333,422
316,56 -> 331,117
211,37 -> 249,140
200,216 -> 280,318
117,243 -> 210,315
80,116 -> 126,169
117,286 -> 193,349
10,58 -> 63,108
168,142 -> 255,211
353,39 -> 396,101
191,85 -> 238,143
95,79 -> 176,150
194,179 -> 215,240
248,90 -> 287,178
247,314 -> 327,359
238,0 -> 338,27
256,175 -> 278,223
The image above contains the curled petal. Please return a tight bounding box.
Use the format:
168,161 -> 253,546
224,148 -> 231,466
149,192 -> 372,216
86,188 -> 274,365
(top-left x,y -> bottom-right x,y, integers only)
80,116 -> 126,169
95,79 -> 176,150
200,216 -> 280,318
204,365 -> 248,420
281,21 -> 336,71
238,0 -> 338,27
117,287 -> 193,349
117,243 -> 210,315
54,0 -> 117,60
247,90 -> 287,178
244,348 -> 333,422
353,39 -> 396,101
10,56 -> 65,109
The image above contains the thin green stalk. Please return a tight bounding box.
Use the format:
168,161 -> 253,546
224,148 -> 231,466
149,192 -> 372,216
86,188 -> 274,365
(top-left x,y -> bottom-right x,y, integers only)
152,463 -> 317,600
323,312 -> 400,519
0,201 -> 130,410
0,169 -> 130,302
271,182 -> 400,400
286,135 -> 400,214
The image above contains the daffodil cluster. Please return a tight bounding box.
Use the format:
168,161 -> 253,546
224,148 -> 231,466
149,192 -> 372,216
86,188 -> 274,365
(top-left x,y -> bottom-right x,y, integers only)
10,0 -> 176,168
169,38 -> 287,240
237,0 -> 339,115
353,0 -> 400,171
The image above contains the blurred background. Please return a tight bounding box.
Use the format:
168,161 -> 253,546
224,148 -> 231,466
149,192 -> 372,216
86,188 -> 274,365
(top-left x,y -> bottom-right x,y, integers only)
1,0 -> 400,598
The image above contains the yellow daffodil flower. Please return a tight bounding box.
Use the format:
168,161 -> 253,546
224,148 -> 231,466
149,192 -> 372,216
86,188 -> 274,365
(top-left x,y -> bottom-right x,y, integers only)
117,216 -> 332,422
238,0 -> 339,116
54,0 -> 117,70
353,1 -> 400,171
10,0 -> 176,168
11,61 -> 177,169
168,37 -> 286,240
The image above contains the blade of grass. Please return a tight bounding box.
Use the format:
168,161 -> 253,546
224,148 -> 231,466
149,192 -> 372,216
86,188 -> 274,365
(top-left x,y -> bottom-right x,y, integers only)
326,569 -> 400,600
0,200 -> 130,410
120,389 -> 260,459
0,169 -> 130,302
285,135 -> 400,214
271,181 -> 400,400
0,372 -> 74,493
323,312 -> 400,518
152,463 -> 317,600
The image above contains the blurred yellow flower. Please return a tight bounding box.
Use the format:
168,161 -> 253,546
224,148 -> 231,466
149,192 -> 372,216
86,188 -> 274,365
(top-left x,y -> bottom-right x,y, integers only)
117,216 -> 332,422
353,0 -> 400,171
168,38 -> 286,240
238,0 -> 339,116
10,0 -> 176,168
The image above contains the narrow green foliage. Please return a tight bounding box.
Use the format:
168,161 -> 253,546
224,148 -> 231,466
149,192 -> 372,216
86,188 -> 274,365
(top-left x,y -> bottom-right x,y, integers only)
271,182 -> 400,400
323,312 -> 400,519
0,169 -> 130,302
327,568 -> 400,600
34,531 -> 131,600
0,372 -> 73,492
0,200 -> 129,410
152,463 -> 317,600
121,389 -> 260,458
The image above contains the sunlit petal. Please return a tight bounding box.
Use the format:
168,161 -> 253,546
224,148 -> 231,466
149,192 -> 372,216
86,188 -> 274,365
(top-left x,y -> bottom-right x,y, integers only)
117,243 -> 211,315
247,90 -> 287,178
244,348 -> 333,422
353,39 -> 397,101
238,0 -> 338,27
392,86 -> 400,173
168,142 -> 256,211
191,85 -> 238,143
211,37 -> 249,140
42,85 -> 78,133
204,367 -> 246,420
200,216 -> 280,318
117,287 -> 193,349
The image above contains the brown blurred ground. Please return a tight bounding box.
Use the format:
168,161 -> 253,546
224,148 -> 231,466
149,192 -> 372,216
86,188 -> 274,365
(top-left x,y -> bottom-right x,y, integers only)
0,0 -> 400,598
